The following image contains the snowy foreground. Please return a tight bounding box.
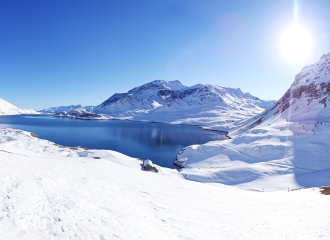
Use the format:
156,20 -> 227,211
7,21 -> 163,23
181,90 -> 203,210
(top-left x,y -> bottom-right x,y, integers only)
0,128 -> 329,239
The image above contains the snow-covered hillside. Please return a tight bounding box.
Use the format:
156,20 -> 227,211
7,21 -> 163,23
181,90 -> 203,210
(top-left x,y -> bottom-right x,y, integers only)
176,53 -> 330,191
95,80 -> 275,131
39,104 -> 95,114
0,128 -> 329,239
0,98 -> 38,115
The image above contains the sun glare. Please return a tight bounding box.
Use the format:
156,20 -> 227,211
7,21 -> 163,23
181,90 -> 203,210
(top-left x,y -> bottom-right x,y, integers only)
280,25 -> 313,61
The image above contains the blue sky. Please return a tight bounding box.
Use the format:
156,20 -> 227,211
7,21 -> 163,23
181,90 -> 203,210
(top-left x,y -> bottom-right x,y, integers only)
0,0 -> 329,110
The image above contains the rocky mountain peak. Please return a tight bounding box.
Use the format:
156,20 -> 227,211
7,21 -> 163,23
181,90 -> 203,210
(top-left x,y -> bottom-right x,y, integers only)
230,52 -> 330,136
96,80 -> 275,124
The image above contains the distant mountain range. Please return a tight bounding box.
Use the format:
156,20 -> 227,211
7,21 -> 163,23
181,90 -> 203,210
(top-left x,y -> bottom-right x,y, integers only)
0,98 -> 38,115
39,105 -> 96,114
39,80 -> 275,131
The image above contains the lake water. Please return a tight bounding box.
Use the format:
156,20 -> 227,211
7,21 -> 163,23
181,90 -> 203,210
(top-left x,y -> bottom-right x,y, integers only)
0,115 -> 227,168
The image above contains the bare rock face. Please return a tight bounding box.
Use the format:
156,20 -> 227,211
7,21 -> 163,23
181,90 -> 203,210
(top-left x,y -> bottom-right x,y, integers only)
276,52 -> 330,112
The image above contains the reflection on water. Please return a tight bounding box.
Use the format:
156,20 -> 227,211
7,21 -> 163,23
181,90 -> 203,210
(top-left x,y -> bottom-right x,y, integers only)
0,115 -> 227,168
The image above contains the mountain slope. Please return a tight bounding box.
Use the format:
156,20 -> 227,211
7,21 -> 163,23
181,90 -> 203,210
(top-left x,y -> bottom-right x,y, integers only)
0,98 -> 38,115
95,80 -> 275,131
175,53 -> 330,191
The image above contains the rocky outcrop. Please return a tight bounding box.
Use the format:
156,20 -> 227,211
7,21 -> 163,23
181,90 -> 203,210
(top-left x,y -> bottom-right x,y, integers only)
143,159 -> 158,172
54,108 -> 106,120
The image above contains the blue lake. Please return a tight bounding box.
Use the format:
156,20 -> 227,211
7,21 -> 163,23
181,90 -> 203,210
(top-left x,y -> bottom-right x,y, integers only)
0,115 -> 227,168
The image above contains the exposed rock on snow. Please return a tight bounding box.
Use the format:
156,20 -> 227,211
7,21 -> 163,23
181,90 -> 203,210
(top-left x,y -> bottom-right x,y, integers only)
39,104 -> 96,114
176,53 -> 330,191
0,128 -> 329,239
173,157 -> 188,168
94,80 -> 275,131
143,159 -> 158,172
0,98 -> 38,115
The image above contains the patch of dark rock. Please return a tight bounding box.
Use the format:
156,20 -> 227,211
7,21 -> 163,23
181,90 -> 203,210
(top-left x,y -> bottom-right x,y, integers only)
291,186 -> 330,195
173,162 -> 184,168
320,186 -> 330,195
53,143 -> 89,151
319,97 -> 327,107
144,165 -> 158,172
93,157 -> 101,159
30,133 -> 38,138
79,146 -> 89,150
54,111 -> 104,118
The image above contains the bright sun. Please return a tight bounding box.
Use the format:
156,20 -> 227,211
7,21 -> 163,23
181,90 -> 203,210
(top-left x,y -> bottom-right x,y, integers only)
280,25 -> 313,61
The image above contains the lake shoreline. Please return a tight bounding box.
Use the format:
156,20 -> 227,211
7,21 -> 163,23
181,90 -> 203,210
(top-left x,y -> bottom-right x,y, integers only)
51,113 -> 230,137
0,114 -> 227,169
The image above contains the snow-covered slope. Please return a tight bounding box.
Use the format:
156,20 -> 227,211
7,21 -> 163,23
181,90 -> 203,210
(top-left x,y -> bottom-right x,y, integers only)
176,53 -> 330,191
0,98 -> 38,115
0,128 -> 329,239
39,104 -> 96,114
96,80 -> 275,131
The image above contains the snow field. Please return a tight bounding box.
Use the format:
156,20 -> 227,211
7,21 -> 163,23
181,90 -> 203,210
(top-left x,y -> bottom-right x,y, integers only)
0,129 -> 329,239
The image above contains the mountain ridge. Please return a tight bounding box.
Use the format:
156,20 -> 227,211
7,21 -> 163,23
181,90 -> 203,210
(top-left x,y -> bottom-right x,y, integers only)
94,80 -> 275,131
97,80 -> 275,114
39,80 -> 275,131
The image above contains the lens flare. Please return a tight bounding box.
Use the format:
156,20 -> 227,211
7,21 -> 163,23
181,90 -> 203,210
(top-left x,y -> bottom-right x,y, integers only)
280,25 -> 313,61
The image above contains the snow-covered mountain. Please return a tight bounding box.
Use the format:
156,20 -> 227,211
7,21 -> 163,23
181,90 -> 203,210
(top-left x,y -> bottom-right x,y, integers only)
0,98 -> 38,115
95,80 -> 275,131
39,104 -> 96,114
176,53 -> 330,191
230,52 -> 330,137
